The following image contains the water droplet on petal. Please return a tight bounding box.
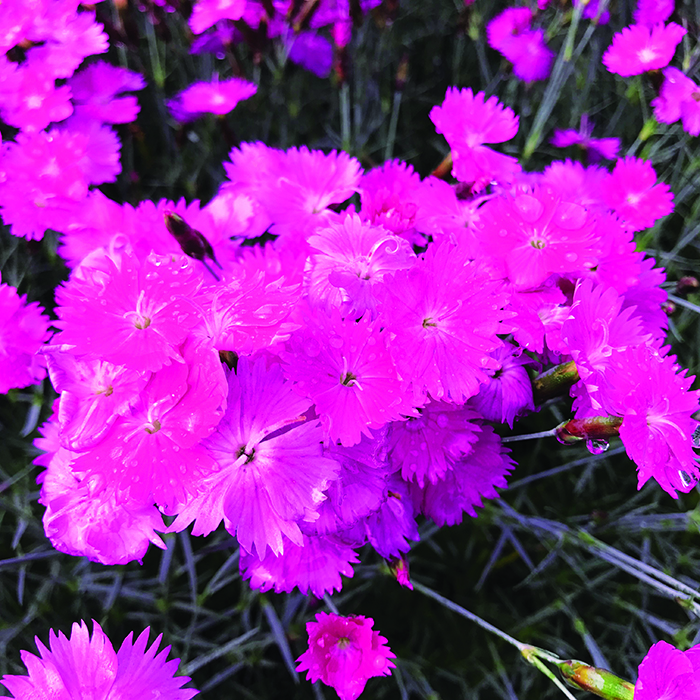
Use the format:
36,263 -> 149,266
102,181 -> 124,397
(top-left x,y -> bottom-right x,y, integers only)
679,470 -> 695,489
585,438 -> 609,455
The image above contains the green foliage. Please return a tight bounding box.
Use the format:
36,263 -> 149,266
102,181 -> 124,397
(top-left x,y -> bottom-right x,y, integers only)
1,0 -> 700,698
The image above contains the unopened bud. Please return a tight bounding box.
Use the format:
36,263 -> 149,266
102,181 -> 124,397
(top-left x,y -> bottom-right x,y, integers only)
388,555 -> 413,590
661,300 -> 676,315
555,416 -> 623,445
676,276 -> 699,294
560,660 -> 634,700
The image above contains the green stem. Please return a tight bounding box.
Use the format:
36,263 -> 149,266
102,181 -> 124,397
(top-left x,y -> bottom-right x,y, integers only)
384,90 -> 402,162
340,83 -> 351,153
502,429 -> 557,443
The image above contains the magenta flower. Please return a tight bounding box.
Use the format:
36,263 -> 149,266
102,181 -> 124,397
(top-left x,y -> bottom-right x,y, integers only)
572,0 -> 610,24
0,620 -> 197,700
240,533 -> 359,597
380,239 -> 509,403
282,306 -> 414,446
67,60 -> 145,125
430,87 -> 520,190
603,22 -> 686,77
296,612 -> 395,700
189,0 -> 247,34
601,157 -> 674,231
306,213 -> 416,318
286,30 -> 334,78
171,355 -> 339,557
477,186 -> 600,289
167,76 -> 257,122
0,276 -> 51,393
634,0 -> 675,26
652,67 -> 700,137
635,641 -> 700,700
55,251 -> 202,373
551,114 -> 620,162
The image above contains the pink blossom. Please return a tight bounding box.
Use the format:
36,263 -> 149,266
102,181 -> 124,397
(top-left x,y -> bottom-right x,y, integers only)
411,425 -> 514,526
296,612 -> 395,700
55,251 -> 202,373
189,0 -> 247,34
603,22 -> 686,77
379,239 -> 509,402
602,157 -> 674,231
386,401 -> 481,487
539,160 -> 608,211
67,61 -> 145,125
282,306 -> 414,446
635,641 -> 700,700
551,115 -> 619,162
167,76 -> 257,122
0,621 -> 198,700
477,186 -> 600,289
240,533 -> 358,597
286,30 -> 334,78
652,67 -> 700,137
306,213 -> 416,318
0,276 -> 51,393
430,87 -> 520,190
573,0 -> 610,23
634,0 -> 675,27
508,283 -> 567,354
171,355 -> 338,557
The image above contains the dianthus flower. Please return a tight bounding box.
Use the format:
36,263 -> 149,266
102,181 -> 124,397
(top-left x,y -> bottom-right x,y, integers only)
601,157 -> 674,231
602,22 -> 686,77
634,0 -> 675,26
430,87 -> 520,190
0,276 -> 51,393
67,61 -> 145,125
170,355 -> 339,557
54,251 -> 202,373
379,239 -> 509,403
286,30 -> 334,78
652,67 -> 700,137
635,640 -> 700,700
296,612 -> 395,700
551,115 -> 619,162
306,213 -> 416,318
539,160 -> 608,211
282,306 -> 415,446
0,620 -> 198,700
477,185 -> 600,289
572,0 -> 610,23
166,76 -> 257,122
189,0 -> 247,34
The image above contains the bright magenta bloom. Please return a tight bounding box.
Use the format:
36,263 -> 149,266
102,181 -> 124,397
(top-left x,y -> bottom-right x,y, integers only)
601,157 -> 674,231
430,87 -> 520,190
635,640 -> 700,700
189,0 -> 246,34
551,115 -> 619,162
634,0 -> 675,26
167,77 -> 257,122
296,612 -> 395,700
0,275 -> 51,393
652,67 -> 700,137
0,620 -> 197,700
603,22 -> 686,76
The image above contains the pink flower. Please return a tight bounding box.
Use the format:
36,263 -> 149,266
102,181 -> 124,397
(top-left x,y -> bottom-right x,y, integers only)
67,61 -> 145,125
306,213 -> 416,318
296,612 -> 395,700
0,620 -> 198,700
602,157 -> 674,231
379,239 -> 509,403
573,0 -> 610,24
551,115 -> 620,162
635,640 -> 700,700
286,30 -> 334,78
634,0 -> 675,26
282,306 -> 414,446
171,355 -> 339,557
55,251 -> 202,373
189,0 -> 247,34
603,22 -> 686,77
430,87 -> 520,190
477,186 -> 600,289
240,533 -> 359,597
0,276 -> 51,393
166,76 -> 257,122
652,67 -> 700,137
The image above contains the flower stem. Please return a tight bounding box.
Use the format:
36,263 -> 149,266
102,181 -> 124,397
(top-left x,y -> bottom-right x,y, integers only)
502,429 -> 557,443
431,151 -> 453,178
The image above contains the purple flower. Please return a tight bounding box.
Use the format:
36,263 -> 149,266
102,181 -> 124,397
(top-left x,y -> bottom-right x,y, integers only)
167,76 -> 257,122
0,620 -> 197,700
652,67 -> 700,137
551,115 -> 620,162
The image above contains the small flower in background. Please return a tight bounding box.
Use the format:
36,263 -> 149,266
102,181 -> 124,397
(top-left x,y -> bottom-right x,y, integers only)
634,0 -> 676,26
551,114 -> 620,162
0,620 -> 198,700
603,22 -> 686,77
652,67 -> 700,136
572,0 -> 610,24
189,0 -> 246,35
296,612 -> 395,700
166,76 -> 257,122
635,640 -> 700,700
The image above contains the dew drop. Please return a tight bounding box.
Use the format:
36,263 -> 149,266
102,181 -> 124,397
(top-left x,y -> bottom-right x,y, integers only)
679,470 -> 695,489
692,425 -> 700,449
585,438 -> 609,455
329,336 -> 343,349
565,252 -> 578,263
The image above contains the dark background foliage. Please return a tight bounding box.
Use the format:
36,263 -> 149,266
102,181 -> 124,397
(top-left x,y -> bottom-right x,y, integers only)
1,0 -> 700,697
